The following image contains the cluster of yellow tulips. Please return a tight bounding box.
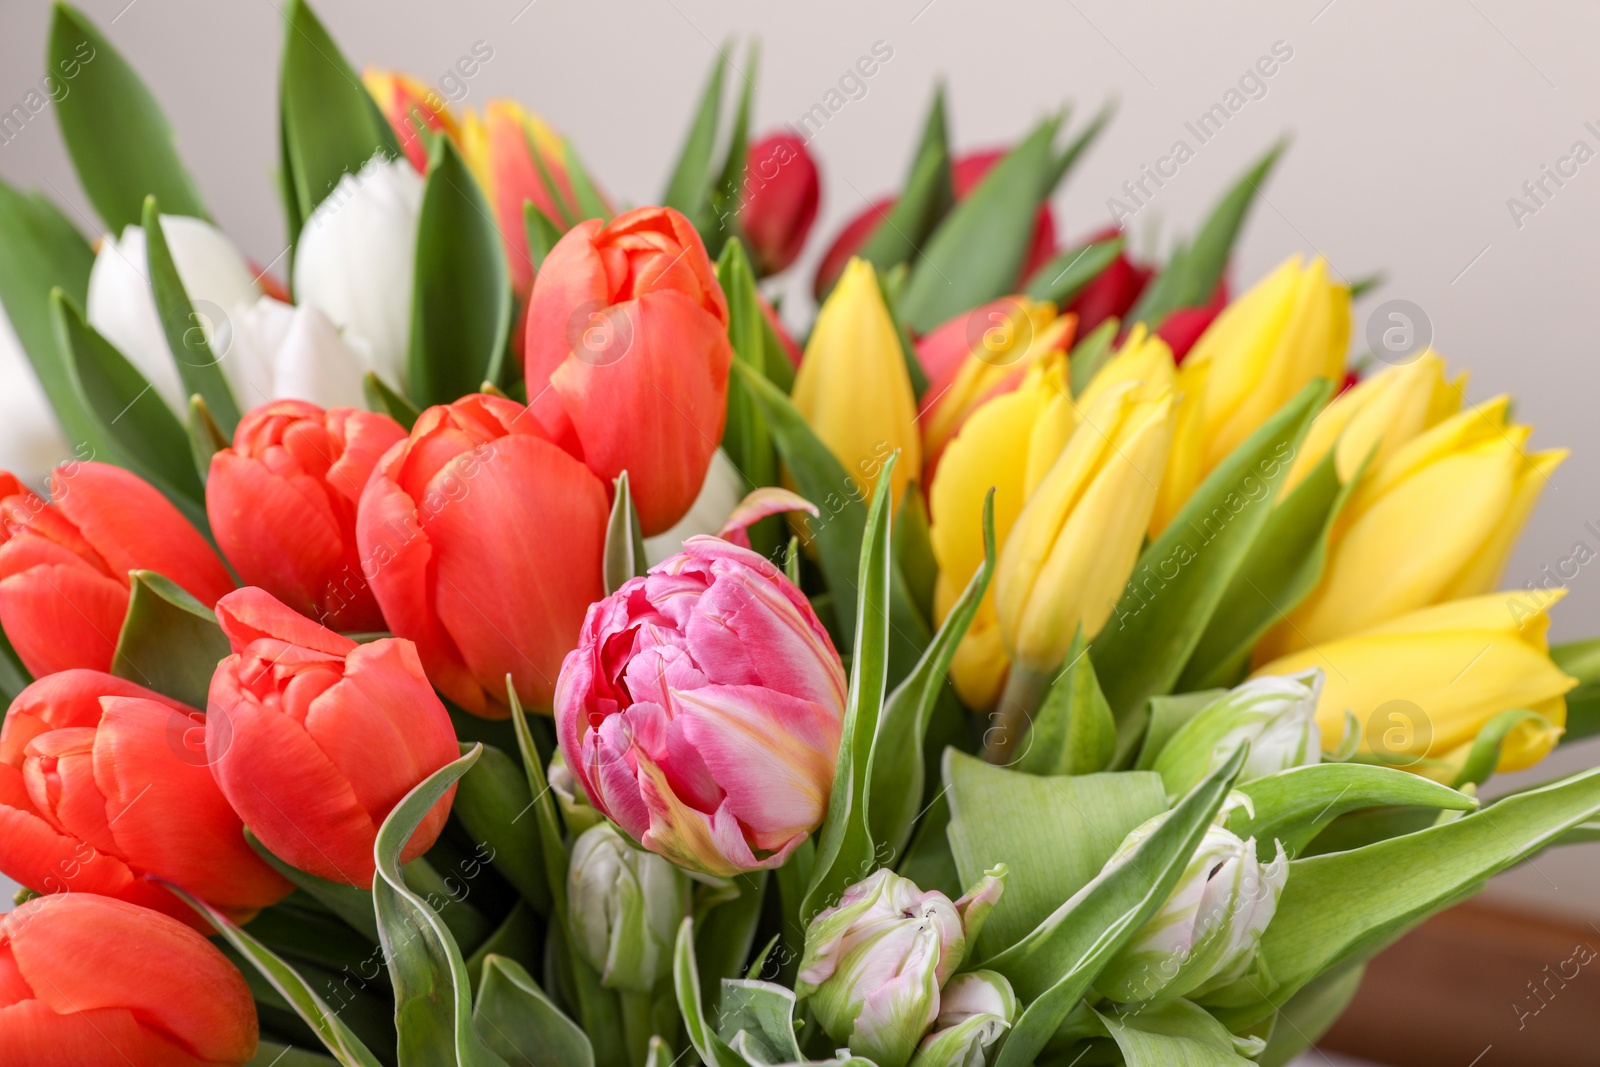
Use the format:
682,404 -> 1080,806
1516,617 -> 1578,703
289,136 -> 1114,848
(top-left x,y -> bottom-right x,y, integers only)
796,254 -> 1575,780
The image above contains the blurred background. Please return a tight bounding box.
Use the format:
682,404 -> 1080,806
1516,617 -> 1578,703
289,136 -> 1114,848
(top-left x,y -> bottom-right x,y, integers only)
2,1 -> 1598,1062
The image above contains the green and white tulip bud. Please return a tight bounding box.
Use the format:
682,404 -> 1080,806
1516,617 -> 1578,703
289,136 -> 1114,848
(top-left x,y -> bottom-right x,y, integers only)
1154,669 -> 1324,800
1093,818 -> 1287,1003
566,822 -> 689,992
908,971 -> 1017,1067
548,750 -> 603,836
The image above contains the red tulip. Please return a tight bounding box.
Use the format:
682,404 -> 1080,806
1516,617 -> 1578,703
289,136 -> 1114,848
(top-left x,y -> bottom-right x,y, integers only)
207,588 -> 460,888
524,206 -> 733,536
0,463 -> 234,678
739,132 -> 820,276
1154,280 -> 1230,363
357,394 -> 609,716
0,670 -> 289,925
813,149 -> 1057,300
207,401 -> 407,633
0,893 -> 257,1067
1064,226 -> 1154,337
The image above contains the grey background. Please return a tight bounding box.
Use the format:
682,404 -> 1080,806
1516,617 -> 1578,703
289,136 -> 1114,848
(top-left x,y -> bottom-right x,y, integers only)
1,0 -> 1598,934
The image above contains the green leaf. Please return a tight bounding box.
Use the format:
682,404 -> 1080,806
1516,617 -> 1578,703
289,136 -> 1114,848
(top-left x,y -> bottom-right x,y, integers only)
705,46 -> 758,259
523,202 -> 565,276
279,0 -> 399,235
187,395 -> 229,485
1452,708 -> 1554,790
1016,629 -> 1117,777
696,873 -> 769,1013
142,198 -> 241,433
893,484 -> 938,626
1225,763 -> 1477,859
507,681 -> 570,921
672,918 -> 748,1067
168,884 -> 385,1067
451,741 -> 551,915
717,978 -> 801,1064
1094,999 -> 1258,1066
463,902 -> 539,994
244,828 -> 379,942
603,471 -> 648,595
1132,690 -> 1227,771
562,141 -> 613,225
1090,379 -> 1330,727
1066,317 -> 1120,397
874,262 -> 930,400
988,747 -> 1248,1067
1179,447 -> 1362,691
248,1042 -> 341,1067
897,790 -> 961,899
801,460 -> 897,923
662,52 -> 727,225
869,491 -> 994,861
409,139 -> 513,402
717,239 -> 777,495
363,371 -> 420,431
373,745 -> 508,1066
846,85 -> 954,296
944,750 -> 1167,958
110,570 -> 230,707
1129,140 -> 1286,328
0,624 -> 33,708
473,954 -> 594,1067
50,3 -> 208,232
1045,99 -> 1116,191
1552,637 -> 1600,744
1255,961 -> 1365,1067
900,114 -> 1061,333
1022,236 -> 1125,305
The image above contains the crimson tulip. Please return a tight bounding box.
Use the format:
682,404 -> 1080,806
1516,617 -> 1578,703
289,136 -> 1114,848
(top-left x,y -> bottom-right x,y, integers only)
1154,282 -> 1229,363
1063,226 -> 1153,337
357,394 -> 608,716
739,132 -> 820,276
207,588 -> 459,887
0,463 -> 234,678
524,206 -> 733,536
0,893 -> 258,1067
0,670 -> 289,924
207,401 -> 406,633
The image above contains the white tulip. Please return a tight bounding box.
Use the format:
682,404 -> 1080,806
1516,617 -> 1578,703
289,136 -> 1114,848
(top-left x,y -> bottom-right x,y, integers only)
292,153 -> 424,390
644,448 -> 747,565
86,215 -> 260,413
0,305 -> 69,486
212,296 -> 374,412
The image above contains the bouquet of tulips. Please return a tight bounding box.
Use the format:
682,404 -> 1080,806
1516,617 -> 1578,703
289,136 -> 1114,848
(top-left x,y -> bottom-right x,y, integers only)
2,4 -> 1599,1067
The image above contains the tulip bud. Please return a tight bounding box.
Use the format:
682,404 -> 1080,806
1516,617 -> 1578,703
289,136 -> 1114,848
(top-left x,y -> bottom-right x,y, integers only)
567,822 -> 690,992
547,750 -> 602,835
364,68 -> 459,173
0,670 -> 289,924
1094,819 -> 1287,1003
211,296 -> 378,411
908,971 -> 1018,1067
208,401 -> 406,632
0,893 -> 258,1066
0,462 -> 234,677
86,215 -> 262,413
207,588 -> 460,888
292,153 -> 424,389
357,395 -> 608,715
524,206 -> 732,536
556,536 -> 846,877
1154,670 -> 1324,800
796,870 -> 967,1067
792,257 -> 922,505
739,132 -> 820,276
1255,590 -> 1577,777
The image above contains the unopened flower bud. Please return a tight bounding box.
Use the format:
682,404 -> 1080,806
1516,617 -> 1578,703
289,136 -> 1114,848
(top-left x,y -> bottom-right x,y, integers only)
548,750 -> 602,836
566,822 -> 689,992
909,971 -> 1017,1067
1154,669 -> 1324,800
1093,819 -> 1287,1003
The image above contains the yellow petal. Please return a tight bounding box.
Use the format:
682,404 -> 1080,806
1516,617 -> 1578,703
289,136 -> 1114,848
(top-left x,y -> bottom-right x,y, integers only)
1440,448 -> 1566,600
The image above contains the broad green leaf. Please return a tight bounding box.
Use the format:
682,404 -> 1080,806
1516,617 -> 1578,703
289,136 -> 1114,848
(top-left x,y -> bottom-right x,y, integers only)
869,491 -> 994,861
401,854 -> 495,956
464,903 -> 539,994
662,52 -> 726,225
1091,379 -> 1329,725
988,747 -> 1249,1067
900,114 -> 1061,333
944,750 -> 1167,957
893,484 -> 938,625
523,202 -> 565,275
847,85 -> 954,294
773,834 -> 814,971
142,198 -> 241,433
717,978 -> 801,1064
801,461 -> 897,923
717,239 -> 778,498
1552,637 -> 1600,744
279,0 -> 399,235
1022,236 -> 1125,305
409,138 -> 512,402
245,828 -> 379,942
1016,628 -> 1116,777
1094,999 -> 1258,1066
1066,317 -> 1120,397
249,1043 -> 341,1067
169,884 -> 384,1067
187,395 -> 229,485
451,742 -> 551,915
673,918 -> 749,1067
1179,447 -> 1362,691
363,371 -> 420,430
243,897 -> 378,975
602,471 -> 648,595
373,745 -> 508,1066
1133,690 -> 1229,770
696,873 -> 769,1013
1453,709 -> 1553,789
50,3 -> 208,232
1255,961 -> 1365,1067
473,954 -> 594,1067
897,790 -> 962,899
1225,763 -> 1477,858
110,570 -> 230,707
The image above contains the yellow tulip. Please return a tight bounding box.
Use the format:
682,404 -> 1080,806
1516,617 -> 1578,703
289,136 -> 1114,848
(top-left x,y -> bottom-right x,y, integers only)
792,257 -> 922,503
1259,396 -> 1566,658
1152,255 -> 1350,533
1254,591 -> 1576,777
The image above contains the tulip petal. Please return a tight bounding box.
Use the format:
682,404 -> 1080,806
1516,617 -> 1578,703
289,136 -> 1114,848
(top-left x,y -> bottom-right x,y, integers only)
0,563 -> 127,676
208,452 -> 345,621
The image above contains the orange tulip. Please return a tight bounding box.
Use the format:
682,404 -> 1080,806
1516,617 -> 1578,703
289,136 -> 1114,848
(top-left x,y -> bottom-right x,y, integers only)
0,463 -> 234,677
0,670 -> 289,925
206,588 -> 459,888
364,68 -> 459,173
0,892 -> 257,1067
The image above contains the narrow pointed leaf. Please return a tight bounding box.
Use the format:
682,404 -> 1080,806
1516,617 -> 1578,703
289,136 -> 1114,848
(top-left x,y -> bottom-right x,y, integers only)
1016,629 -> 1116,777
244,828 -> 379,942
716,240 -> 777,493
451,742 -> 551,915
473,955 -> 594,1067
363,371 -> 420,430
142,198 -> 241,432
524,202 -> 565,275
849,85 -> 954,291
1022,236 -> 1124,305
662,53 -> 727,221
187,395 -> 229,485
603,471 -> 648,594
110,570 -> 230,707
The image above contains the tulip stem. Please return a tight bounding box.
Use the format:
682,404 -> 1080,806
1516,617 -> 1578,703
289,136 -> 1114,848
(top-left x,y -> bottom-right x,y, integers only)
985,666 -> 1051,765
620,989 -> 654,1067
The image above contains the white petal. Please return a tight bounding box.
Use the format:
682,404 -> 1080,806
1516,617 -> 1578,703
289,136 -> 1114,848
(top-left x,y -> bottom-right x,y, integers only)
0,304 -> 69,484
